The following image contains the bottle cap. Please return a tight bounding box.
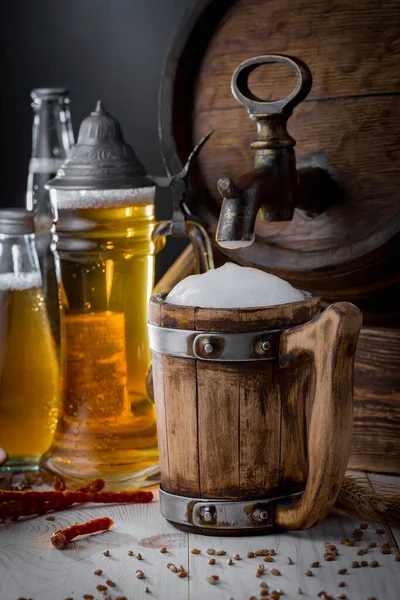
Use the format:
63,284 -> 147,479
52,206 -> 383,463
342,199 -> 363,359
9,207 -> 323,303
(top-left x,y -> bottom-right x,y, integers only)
0,209 -> 35,235
46,101 -> 151,190
31,88 -> 70,104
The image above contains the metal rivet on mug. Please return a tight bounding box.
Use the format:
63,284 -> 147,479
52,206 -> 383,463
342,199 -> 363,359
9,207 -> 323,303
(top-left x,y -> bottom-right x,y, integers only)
261,340 -> 271,352
202,506 -> 215,522
204,341 -> 214,354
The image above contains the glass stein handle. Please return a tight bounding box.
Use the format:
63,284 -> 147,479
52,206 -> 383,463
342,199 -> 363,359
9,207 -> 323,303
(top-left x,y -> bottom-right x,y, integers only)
149,129 -> 215,289
152,220 -> 214,295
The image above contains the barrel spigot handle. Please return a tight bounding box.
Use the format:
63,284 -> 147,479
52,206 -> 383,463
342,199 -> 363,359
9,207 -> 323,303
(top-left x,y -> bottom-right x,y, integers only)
216,55 -> 313,248
231,54 -> 312,118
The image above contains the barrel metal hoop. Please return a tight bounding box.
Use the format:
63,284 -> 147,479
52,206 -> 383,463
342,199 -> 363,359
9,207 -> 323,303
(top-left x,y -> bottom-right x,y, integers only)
159,486 -> 302,532
148,322 -> 282,361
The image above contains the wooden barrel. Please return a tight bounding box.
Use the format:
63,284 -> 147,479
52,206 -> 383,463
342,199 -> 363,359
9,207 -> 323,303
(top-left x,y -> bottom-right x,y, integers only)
159,0 -> 400,474
160,0 -> 400,312
149,293 -> 362,533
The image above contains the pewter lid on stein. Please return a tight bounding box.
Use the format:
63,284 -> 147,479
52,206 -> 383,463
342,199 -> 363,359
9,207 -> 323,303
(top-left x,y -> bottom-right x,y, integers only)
0,209 -> 35,235
46,100 -> 151,190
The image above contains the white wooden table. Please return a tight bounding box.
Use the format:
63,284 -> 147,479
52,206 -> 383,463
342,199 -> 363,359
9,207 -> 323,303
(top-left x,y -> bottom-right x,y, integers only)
0,472 -> 399,600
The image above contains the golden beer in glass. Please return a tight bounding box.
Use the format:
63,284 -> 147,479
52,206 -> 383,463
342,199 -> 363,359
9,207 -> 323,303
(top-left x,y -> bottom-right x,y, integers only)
0,285 -> 60,465
0,211 -> 61,468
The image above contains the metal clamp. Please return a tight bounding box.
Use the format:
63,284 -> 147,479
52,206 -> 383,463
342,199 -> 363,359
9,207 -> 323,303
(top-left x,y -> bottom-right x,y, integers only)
149,130 -> 214,238
148,323 -> 282,362
160,487 -> 302,534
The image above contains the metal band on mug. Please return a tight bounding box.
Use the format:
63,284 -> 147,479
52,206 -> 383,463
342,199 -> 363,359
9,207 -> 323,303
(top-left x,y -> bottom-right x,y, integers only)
159,487 -> 302,532
148,323 -> 283,362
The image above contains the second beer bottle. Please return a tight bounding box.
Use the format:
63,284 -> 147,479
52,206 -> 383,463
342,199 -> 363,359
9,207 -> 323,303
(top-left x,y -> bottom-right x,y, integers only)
27,88 -> 74,357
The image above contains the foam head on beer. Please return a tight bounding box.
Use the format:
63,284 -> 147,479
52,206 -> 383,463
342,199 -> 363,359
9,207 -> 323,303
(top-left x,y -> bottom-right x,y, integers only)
166,263 -> 306,308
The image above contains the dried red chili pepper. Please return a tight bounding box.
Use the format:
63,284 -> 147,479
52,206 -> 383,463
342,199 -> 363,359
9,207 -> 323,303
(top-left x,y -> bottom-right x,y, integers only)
51,516 -> 114,549
0,488 -> 153,520
0,489 -> 153,503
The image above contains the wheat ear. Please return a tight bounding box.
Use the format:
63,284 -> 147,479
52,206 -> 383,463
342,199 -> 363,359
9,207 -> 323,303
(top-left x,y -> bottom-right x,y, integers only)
335,477 -> 400,527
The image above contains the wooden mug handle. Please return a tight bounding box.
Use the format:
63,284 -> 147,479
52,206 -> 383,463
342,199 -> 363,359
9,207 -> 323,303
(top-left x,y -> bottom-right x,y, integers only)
275,302 -> 362,530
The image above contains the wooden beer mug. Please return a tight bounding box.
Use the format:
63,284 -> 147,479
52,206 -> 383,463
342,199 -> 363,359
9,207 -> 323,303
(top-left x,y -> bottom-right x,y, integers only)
148,293 -> 362,534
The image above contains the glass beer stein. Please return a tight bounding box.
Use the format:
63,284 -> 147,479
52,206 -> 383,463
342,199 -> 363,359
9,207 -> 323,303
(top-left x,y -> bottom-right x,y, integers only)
0,209 -> 61,469
40,102 -> 213,488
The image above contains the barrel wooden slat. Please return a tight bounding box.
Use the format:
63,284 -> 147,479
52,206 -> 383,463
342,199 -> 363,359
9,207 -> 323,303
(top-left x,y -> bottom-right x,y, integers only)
191,0 -> 399,99
197,361 -> 240,497
239,364 -> 281,495
163,354 -> 200,496
350,327 -> 400,474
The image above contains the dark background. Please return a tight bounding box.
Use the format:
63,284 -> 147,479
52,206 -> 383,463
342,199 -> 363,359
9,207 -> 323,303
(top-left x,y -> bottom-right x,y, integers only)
0,0 -> 195,280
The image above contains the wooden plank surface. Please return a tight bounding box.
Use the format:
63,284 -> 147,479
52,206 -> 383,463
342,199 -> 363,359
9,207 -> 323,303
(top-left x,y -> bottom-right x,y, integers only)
367,472 -> 400,550
350,328 -> 400,474
0,474 -> 399,600
0,493 -> 189,600
188,514 -> 400,600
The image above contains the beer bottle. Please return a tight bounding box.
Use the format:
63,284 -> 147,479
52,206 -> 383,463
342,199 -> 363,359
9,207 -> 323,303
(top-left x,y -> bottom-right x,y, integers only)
0,209 -> 61,468
27,88 -> 74,356
27,88 -> 74,220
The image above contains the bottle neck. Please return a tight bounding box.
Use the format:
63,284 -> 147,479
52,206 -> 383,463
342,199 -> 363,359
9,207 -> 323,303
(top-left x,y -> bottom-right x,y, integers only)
0,233 -> 42,285
31,98 -> 74,161
28,96 -> 74,220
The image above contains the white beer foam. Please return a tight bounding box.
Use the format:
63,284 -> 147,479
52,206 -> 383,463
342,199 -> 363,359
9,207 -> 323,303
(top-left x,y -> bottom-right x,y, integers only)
166,262 -> 306,308
217,235 -> 255,250
50,187 -> 155,210
0,272 -> 42,291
